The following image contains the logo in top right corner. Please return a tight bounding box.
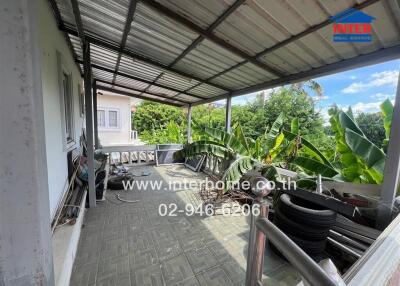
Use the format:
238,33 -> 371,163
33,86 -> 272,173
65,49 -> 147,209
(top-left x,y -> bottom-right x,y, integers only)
331,8 -> 375,43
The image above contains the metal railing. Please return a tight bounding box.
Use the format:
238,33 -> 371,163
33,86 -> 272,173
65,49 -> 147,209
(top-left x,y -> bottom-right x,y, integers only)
245,176 -> 339,286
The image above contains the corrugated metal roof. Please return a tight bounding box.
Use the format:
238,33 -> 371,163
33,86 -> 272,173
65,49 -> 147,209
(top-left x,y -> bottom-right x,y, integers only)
52,0 -> 400,107
126,2 -> 198,66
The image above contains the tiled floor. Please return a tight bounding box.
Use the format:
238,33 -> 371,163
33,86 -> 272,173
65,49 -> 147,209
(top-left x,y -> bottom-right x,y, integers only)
70,165 -> 300,286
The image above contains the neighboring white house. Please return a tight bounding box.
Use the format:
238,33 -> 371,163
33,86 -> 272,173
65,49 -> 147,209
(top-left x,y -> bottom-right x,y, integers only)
96,90 -> 141,146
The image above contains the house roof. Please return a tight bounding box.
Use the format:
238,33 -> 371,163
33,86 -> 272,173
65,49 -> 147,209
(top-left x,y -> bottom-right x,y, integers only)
50,0 -> 400,107
331,8 -> 376,23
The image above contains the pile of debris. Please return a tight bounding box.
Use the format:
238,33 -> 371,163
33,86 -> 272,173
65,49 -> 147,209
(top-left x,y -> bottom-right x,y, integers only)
51,133 -> 108,232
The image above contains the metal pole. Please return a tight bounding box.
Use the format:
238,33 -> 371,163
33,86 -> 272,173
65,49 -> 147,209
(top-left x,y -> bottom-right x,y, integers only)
225,96 -> 232,133
250,202 -> 268,286
83,43 -> 96,208
376,71 -> 400,229
256,219 -> 338,286
187,104 -> 192,143
245,176 -> 273,286
93,80 -> 99,149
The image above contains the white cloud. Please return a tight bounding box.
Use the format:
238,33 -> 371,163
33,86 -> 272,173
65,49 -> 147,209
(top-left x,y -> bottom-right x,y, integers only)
349,75 -> 357,80
342,70 -> 399,94
352,99 -> 395,114
352,101 -> 382,113
369,93 -> 394,100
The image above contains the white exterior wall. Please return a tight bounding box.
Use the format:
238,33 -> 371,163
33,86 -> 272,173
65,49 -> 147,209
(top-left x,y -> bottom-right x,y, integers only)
97,93 -> 132,145
0,1 -> 54,284
37,0 -> 84,218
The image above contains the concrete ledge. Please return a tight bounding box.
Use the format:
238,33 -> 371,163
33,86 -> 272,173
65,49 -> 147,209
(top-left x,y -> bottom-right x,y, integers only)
52,190 -> 87,286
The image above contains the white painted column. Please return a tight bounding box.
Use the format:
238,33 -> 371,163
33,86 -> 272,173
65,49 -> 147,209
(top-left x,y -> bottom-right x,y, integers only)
0,1 -> 54,285
187,104 -> 192,143
376,71 -> 400,229
225,96 -> 232,133
83,43 -> 96,208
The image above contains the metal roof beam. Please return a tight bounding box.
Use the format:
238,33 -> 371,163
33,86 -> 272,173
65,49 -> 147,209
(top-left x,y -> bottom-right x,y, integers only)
170,0 -> 246,67
192,45 -> 400,106
197,0 -> 381,84
112,0 -> 138,84
144,0 -> 245,100
49,0 -> 82,73
142,0 -> 284,78
97,85 -> 185,107
95,79 -> 192,104
76,59 -> 206,100
70,0 -> 86,46
62,26 -> 230,92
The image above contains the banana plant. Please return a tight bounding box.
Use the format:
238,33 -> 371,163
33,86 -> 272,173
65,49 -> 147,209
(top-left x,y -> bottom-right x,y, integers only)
328,106 -> 387,184
185,114 -> 286,192
381,99 -> 394,148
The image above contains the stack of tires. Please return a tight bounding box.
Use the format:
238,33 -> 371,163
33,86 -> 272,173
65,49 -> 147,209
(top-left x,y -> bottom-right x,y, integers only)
271,194 -> 337,261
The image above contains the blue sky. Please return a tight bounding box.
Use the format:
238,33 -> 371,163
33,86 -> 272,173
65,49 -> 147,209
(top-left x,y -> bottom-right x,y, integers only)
230,59 -> 400,122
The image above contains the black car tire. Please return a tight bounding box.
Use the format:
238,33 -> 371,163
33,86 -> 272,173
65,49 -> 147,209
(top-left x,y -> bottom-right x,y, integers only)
278,194 -> 337,227
273,208 -> 330,241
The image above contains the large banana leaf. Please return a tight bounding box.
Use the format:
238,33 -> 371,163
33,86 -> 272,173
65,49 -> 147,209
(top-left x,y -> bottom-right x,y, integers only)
292,156 -> 338,177
339,109 -> 364,136
345,128 -> 386,178
222,156 -> 256,192
267,133 -> 285,161
283,130 -> 333,168
265,112 -> 284,150
380,99 -> 393,147
200,126 -> 249,155
291,118 -> 299,134
184,141 -> 228,158
234,124 -> 250,153
250,137 -> 263,160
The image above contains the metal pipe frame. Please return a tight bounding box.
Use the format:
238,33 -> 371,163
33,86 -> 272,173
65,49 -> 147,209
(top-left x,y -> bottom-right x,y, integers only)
61,26 -> 230,93
254,218 -> 338,286
112,0 -> 138,85
225,96 -> 232,133
71,0 -> 96,207
187,104 -> 192,143
376,68 -> 400,229
83,43 -> 96,208
192,45 -> 400,106
95,79 -> 192,105
245,176 -> 337,286
96,85 -> 184,107
76,59 -> 205,100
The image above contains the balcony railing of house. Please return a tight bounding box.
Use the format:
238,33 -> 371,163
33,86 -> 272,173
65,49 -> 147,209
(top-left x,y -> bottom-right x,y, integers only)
100,145 -> 156,165
130,130 -> 138,140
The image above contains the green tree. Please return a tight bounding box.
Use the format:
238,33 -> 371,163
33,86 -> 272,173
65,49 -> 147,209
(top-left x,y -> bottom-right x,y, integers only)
355,112 -> 386,148
262,87 -> 324,135
192,104 -> 225,130
132,102 -> 185,133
